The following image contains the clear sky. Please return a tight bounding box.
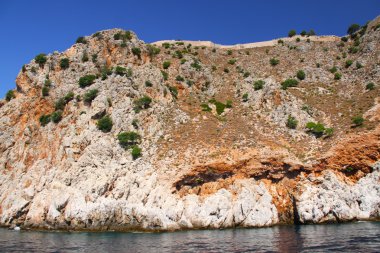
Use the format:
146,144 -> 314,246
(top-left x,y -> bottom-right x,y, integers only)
0,0 -> 379,98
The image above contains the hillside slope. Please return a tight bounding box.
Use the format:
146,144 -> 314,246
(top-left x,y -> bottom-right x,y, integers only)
1,17 -> 380,231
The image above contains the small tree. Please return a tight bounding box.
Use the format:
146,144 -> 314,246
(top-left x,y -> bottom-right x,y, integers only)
35,54 -> 47,67
296,70 -> 306,80
5,90 -> 15,101
60,58 -> 70,69
97,115 -> 113,132
288,30 -> 296,37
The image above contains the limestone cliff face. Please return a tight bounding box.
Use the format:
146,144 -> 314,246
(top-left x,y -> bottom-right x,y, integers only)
1,17 -> 380,231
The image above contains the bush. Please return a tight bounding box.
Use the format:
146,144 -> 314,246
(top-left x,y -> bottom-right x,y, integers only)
174,50 -> 183,59
35,54 -> 47,67
146,44 -> 160,57
348,47 -> 359,54
42,86 -> 50,96
82,51 -> 89,62
101,66 -> 113,80
60,58 -> 70,69
356,62 -> 363,69
352,116 -> 364,127
161,71 -> 168,80
281,79 -> 299,90
76,37 -> 87,44
169,86 -> 178,99
51,110 -> 63,123
242,93 -> 248,102
227,50 -> 232,55
131,145 -> 142,159
306,122 -> 326,138
296,38 -> 301,42
307,29 -> 316,36
223,68 -> 229,73
117,131 -> 141,149
83,89 -> 99,103
228,59 -> 237,65
366,82 -> 375,90
254,80 -> 265,90
79,75 -> 96,88
201,103 -> 212,112
347,24 -> 361,35
329,66 -> 337,73
341,36 -> 348,42
277,39 -> 284,44
288,30 -> 296,37
133,96 -> 152,112
5,90 -> 15,101
163,61 -> 171,69
115,66 -> 127,76
190,60 -> 202,71
64,92 -> 75,103
39,114 -> 51,126
92,54 -> 98,63
286,116 -> 298,129
145,80 -> 153,87
131,47 -> 141,58
345,60 -> 353,68
300,30 -> 307,36
97,115 -> 113,132
55,98 -> 66,110
296,70 -> 306,80
334,72 -> 342,80
176,75 -> 184,82
114,31 -> 132,41
270,58 -> 279,66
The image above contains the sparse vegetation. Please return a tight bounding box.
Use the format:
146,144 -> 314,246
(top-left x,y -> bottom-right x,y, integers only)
270,58 -> 279,66
161,71 -> 168,80
176,75 -> 184,82
169,86 -> 178,99
345,60 -> 353,68
82,51 -> 89,62
281,79 -> 298,90
39,114 -> 51,126
131,47 -> 141,58
79,75 -> 96,88
242,93 -> 248,102
42,86 -> 50,97
227,50 -> 232,55
286,116 -> 298,129
35,54 -> 47,67
146,44 -> 160,57
366,82 -> 375,90
352,116 -> 364,127
97,115 -> 113,132
334,72 -> 342,80
131,146 -> 142,159
51,110 -> 63,123
190,59 -> 202,71
117,131 -> 141,149
306,122 -> 333,138
145,80 -> 153,87
329,66 -> 337,73
228,59 -> 237,65
115,66 -> 127,76
163,61 -> 171,69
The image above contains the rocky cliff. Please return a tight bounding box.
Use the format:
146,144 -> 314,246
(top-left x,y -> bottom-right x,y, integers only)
1,16 -> 380,231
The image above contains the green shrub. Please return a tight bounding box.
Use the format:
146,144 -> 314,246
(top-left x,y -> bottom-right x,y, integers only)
201,103 -> 212,112
60,58 -> 70,69
133,96 -> 152,113
42,86 -> 50,96
92,54 -> 98,63
281,79 -> 299,90
114,31 -> 132,41
83,89 -> 99,103
243,72 -> 250,78
115,66 -> 127,76
334,72 -> 342,80
131,145 -> 142,159
5,90 -> 15,101
132,119 -> 139,129
242,93 -> 248,102
146,44 -> 160,57
356,62 -> 363,69
296,70 -> 306,80
145,80 -> 153,87
300,30 -> 307,36
131,47 -> 141,58
190,60 -> 202,71
76,37 -> 87,44
296,38 -> 301,42
307,29 -> 316,36
270,58 -> 279,66
35,54 -> 47,67
39,114 -> 51,126
366,82 -> 375,90
286,116 -> 298,129
341,36 -> 348,42
348,46 -> 358,54
347,24 -> 360,35
254,80 -> 265,91
278,39 -> 284,44
181,59 -> 187,64
97,115 -> 113,132
64,92 -> 75,103
228,59 -> 237,65
329,66 -> 337,73
345,60 -> 353,68
79,75 -> 96,88
224,68 -> 229,73
162,43 -> 170,49
176,75 -> 184,82
161,71 -> 168,80
227,50 -> 232,55
55,98 -> 66,110
51,110 -> 63,123
163,61 -> 171,69
306,122 -> 326,137
169,86 -> 178,99
101,66 -> 113,80
352,116 -> 364,127
288,30 -> 296,37
117,131 -> 141,149
174,50 -> 183,59
82,51 -> 89,62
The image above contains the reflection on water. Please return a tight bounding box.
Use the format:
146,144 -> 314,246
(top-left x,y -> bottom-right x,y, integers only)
0,222 -> 379,252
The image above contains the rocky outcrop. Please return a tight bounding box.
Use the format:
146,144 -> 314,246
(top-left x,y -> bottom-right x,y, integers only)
1,17 -> 380,231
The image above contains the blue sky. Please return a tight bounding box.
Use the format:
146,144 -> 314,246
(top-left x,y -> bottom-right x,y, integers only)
0,0 -> 379,98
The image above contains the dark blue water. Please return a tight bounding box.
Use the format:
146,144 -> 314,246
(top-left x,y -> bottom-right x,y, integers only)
1,222 -> 379,252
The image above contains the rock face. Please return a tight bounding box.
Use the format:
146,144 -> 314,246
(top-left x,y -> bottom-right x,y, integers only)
1,17 -> 380,231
